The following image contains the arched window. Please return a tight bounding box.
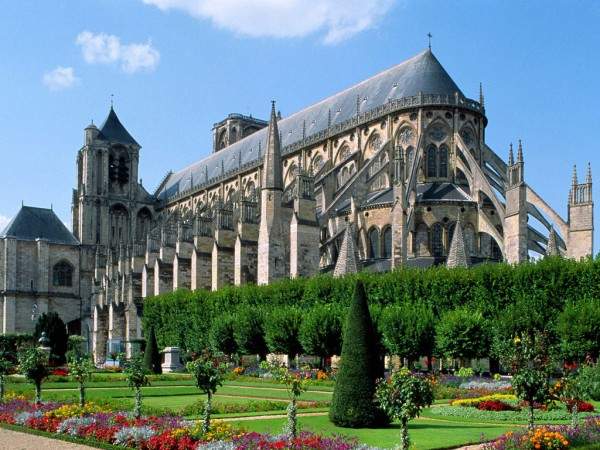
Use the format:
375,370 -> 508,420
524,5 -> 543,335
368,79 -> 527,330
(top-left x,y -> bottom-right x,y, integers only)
431,223 -> 444,257
438,145 -> 448,178
368,228 -> 380,258
464,224 -> 475,256
382,227 -> 392,258
53,261 -> 73,287
415,223 -> 429,257
245,181 -> 257,200
136,208 -> 152,242
427,145 -> 437,178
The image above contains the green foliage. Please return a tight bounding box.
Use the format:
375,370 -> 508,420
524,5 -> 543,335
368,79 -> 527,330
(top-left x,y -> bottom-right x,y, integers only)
0,334 -> 33,363
299,304 -> 343,367
329,280 -> 387,428
34,312 -> 68,365
143,258 -> 600,363
375,369 -> 434,450
498,332 -> 557,429
436,307 -> 490,360
261,361 -> 310,439
67,353 -> 94,407
209,314 -> 238,357
120,353 -> 150,418
557,298 -> 600,361
264,307 -> 303,363
18,347 -> 50,404
143,327 -> 162,375
456,367 -> 474,378
578,363 -> 600,401
381,302 -> 435,365
234,305 -> 268,359
0,351 -> 13,401
186,351 -> 227,433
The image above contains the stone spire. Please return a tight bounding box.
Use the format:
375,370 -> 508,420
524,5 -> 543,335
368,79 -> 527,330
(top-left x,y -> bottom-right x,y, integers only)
446,214 -> 469,268
572,164 -> 578,187
586,162 -> 592,184
479,82 -> 484,108
508,143 -> 514,166
262,101 -> 283,190
333,223 -> 359,277
546,226 -> 559,257
517,139 -> 523,163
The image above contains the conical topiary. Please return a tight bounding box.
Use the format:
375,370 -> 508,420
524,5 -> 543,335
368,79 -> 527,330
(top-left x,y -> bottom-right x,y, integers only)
329,280 -> 388,427
143,326 -> 162,374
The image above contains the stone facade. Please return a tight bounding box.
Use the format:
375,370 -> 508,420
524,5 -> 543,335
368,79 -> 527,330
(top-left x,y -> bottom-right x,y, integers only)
3,48 -> 591,362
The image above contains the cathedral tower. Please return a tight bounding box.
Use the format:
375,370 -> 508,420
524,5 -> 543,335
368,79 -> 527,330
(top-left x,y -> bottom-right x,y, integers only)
257,102 -> 287,284
503,141 -> 528,263
567,164 -> 594,259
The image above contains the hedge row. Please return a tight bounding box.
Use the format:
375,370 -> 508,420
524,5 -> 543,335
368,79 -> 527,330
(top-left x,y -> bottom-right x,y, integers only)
143,256 -> 600,354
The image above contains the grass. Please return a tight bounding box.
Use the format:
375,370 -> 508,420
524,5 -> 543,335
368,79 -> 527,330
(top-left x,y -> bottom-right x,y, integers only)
230,414 -> 513,449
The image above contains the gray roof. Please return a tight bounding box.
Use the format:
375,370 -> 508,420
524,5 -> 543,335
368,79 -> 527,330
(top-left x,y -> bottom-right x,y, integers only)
158,49 -> 464,201
98,107 -> 139,146
416,183 -> 472,202
0,206 -> 79,245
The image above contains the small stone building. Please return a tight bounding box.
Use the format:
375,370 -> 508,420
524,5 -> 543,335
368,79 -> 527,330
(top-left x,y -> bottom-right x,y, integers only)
0,206 -> 82,334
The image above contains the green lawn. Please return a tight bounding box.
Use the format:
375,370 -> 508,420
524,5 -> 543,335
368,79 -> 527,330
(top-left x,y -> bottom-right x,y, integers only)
230,414 -> 514,449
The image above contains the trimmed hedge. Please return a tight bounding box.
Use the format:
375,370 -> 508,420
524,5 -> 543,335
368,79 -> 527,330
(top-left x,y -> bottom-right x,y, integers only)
143,257 -> 600,355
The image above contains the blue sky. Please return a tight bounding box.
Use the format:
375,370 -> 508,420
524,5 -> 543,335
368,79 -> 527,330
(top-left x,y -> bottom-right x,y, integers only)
0,0 -> 598,249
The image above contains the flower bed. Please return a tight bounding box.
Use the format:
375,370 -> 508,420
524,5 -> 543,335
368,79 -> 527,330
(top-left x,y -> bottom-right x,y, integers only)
483,417 -> 600,449
0,399 -> 375,449
451,394 -> 517,407
429,403 -> 598,422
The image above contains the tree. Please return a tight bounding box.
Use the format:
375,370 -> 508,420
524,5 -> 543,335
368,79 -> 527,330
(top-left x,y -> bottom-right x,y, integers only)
376,369 -> 434,450
209,314 -> 238,358
68,353 -> 94,407
18,347 -> 50,404
498,332 -> 556,429
264,307 -> 303,367
120,353 -> 150,419
329,280 -> 387,428
143,327 -> 162,374
0,351 -> 13,401
34,312 -> 68,365
436,307 -> 490,364
557,298 -> 600,362
186,351 -> 226,433
261,360 -> 310,440
382,302 -> 435,369
234,306 -> 268,360
299,304 -> 342,369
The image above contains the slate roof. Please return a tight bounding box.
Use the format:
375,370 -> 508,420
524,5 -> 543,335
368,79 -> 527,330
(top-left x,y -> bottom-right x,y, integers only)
97,107 -> 139,146
416,183 -> 472,202
0,206 -> 79,245
158,49 -> 465,201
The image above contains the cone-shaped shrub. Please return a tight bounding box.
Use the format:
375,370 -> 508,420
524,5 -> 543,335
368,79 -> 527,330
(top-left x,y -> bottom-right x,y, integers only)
329,280 -> 387,427
143,326 -> 162,374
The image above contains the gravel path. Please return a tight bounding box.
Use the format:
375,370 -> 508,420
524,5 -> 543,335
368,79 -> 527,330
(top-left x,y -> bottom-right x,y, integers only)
0,427 -> 95,450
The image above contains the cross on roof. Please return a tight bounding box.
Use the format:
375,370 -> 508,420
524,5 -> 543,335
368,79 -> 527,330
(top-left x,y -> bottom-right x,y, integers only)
427,32 -> 432,50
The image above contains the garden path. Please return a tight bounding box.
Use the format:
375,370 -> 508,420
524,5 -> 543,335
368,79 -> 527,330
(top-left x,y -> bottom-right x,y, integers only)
0,427 -> 95,449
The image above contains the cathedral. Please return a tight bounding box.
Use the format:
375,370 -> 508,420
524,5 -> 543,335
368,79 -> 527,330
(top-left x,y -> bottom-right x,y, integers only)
1,49 -> 594,362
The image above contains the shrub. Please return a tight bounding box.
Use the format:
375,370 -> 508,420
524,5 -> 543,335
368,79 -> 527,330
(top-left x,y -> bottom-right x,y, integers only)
209,314 -> 238,358
143,327 -> 162,375
186,351 -> 226,433
436,307 -> 490,361
329,280 -> 387,428
578,363 -> 600,400
557,298 -> 600,361
381,302 -> 435,368
299,304 -> 343,368
264,307 -> 303,365
233,306 -> 268,360
375,369 -> 434,450
34,313 -> 68,365
120,353 -> 150,419
18,347 -> 50,404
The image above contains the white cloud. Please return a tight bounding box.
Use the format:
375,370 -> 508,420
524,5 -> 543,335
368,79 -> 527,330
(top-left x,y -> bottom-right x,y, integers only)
0,215 -> 11,232
76,31 -> 160,73
42,66 -> 79,91
142,0 -> 395,44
